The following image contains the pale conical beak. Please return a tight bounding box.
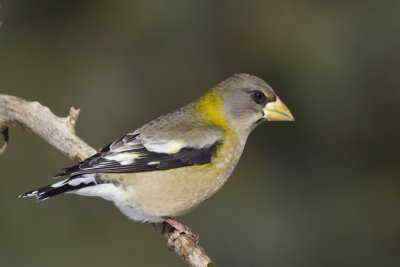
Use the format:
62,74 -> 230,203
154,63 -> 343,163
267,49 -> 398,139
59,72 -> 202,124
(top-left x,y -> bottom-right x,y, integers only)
263,96 -> 295,121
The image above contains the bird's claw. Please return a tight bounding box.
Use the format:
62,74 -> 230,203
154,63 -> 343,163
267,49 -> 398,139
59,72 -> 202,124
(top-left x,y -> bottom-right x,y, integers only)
163,217 -> 199,249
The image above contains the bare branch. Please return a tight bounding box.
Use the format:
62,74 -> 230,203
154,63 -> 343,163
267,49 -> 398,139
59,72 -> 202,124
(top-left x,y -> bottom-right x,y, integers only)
0,94 -> 215,267
154,223 -> 215,267
0,128 -> 8,156
0,94 -> 95,161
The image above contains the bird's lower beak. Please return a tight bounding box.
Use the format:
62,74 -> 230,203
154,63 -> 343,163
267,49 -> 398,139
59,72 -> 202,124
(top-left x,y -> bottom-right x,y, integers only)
263,97 -> 295,121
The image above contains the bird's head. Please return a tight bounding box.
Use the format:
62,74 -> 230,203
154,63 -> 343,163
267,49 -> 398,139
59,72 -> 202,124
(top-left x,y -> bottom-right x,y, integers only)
197,73 -> 294,138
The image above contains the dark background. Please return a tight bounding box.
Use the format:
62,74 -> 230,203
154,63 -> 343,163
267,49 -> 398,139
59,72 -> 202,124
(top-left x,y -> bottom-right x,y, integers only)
1,1 -> 399,266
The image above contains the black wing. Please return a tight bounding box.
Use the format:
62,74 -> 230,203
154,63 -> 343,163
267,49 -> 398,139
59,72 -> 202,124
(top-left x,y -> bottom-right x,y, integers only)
56,133 -> 221,177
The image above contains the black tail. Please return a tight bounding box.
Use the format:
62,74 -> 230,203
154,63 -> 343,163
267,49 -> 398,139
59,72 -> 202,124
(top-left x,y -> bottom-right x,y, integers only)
18,176 -> 96,201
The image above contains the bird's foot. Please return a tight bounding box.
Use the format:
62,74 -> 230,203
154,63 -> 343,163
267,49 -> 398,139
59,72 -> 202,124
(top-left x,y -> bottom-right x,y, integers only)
163,217 -> 199,248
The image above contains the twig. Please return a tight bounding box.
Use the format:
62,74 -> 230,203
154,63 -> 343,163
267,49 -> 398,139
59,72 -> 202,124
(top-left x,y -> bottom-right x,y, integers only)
0,94 -> 215,267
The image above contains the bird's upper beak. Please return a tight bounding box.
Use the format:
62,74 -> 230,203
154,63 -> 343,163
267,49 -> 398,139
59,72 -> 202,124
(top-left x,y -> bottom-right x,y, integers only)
263,96 -> 295,121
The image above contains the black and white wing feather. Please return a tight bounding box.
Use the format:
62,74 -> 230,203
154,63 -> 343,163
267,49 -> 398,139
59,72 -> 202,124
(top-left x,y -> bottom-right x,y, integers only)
55,131 -> 222,177
19,104 -> 225,201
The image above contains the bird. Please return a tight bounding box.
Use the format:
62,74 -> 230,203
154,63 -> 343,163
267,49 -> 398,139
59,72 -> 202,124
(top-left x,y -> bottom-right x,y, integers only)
19,73 -> 294,245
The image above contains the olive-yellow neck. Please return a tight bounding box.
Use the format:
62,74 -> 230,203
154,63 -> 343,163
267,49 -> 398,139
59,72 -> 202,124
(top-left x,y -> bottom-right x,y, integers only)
196,88 -> 230,130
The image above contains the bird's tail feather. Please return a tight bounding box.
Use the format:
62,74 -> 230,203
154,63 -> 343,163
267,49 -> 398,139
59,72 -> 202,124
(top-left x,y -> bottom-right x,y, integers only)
18,176 -> 96,201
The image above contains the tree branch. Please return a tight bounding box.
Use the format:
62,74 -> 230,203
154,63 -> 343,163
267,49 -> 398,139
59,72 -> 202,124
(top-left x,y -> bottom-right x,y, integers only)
0,94 -> 215,267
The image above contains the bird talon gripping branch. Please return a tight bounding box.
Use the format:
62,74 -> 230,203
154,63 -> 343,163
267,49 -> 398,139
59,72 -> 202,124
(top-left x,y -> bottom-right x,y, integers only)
164,217 -> 199,247
18,74 -> 294,243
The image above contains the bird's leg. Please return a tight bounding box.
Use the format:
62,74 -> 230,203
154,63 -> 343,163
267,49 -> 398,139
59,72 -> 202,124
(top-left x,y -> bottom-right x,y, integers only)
162,217 -> 199,247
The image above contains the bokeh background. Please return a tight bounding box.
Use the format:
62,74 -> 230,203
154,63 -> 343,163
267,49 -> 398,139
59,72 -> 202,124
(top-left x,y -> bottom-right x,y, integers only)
1,0 -> 399,266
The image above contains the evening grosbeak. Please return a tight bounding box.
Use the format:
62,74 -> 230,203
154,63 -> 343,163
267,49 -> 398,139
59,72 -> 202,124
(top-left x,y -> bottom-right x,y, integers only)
19,73 -> 294,243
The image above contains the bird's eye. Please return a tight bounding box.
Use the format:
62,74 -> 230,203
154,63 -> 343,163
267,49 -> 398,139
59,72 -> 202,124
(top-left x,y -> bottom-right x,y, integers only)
250,90 -> 266,104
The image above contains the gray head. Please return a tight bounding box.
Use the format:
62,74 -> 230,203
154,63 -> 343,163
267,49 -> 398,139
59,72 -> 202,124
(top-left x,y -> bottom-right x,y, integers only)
217,73 -> 294,137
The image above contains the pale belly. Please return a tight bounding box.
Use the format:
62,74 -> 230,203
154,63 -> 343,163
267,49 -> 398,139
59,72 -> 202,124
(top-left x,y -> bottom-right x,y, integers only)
74,135 -> 244,223
109,163 -> 235,220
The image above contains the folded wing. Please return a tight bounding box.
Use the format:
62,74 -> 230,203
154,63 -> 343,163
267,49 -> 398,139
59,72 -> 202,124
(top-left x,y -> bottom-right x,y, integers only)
56,131 -> 222,177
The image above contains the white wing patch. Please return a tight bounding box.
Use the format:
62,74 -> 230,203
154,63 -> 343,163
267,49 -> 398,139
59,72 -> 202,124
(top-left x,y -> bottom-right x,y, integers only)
104,152 -> 143,165
144,140 -> 185,154
51,177 -> 94,188
67,177 -> 94,186
51,180 -> 67,188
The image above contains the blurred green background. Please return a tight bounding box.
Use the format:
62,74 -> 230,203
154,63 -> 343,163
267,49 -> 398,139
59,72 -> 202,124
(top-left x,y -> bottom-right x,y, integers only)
1,0 -> 399,266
